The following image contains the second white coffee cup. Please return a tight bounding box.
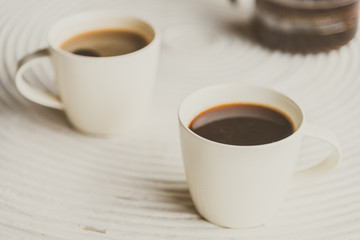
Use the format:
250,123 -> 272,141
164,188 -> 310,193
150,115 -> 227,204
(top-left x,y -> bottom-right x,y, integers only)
15,11 -> 160,135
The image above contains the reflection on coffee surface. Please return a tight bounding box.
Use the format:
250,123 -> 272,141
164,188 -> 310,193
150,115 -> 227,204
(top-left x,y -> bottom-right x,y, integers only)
189,103 -> 294,146
61,29 -> 149,57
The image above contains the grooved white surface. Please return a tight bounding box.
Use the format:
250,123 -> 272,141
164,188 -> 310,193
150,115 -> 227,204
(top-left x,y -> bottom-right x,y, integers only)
1,0 -> 360,239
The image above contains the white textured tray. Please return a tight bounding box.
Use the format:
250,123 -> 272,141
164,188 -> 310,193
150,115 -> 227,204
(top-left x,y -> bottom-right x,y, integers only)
1,0 -> 360,239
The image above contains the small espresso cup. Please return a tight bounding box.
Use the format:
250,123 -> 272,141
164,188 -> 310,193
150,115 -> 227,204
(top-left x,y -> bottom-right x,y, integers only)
15,11 -> 160,135
178,83 -> 341,228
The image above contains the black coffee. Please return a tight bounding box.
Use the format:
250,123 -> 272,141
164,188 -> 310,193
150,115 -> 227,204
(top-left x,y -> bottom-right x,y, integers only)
189,103 -> 294,146
61,29 -> 149,57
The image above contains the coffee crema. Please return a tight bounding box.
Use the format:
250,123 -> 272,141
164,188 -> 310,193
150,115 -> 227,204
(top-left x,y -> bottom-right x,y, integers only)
60,28 -> 149,57
189,103 -> 294,146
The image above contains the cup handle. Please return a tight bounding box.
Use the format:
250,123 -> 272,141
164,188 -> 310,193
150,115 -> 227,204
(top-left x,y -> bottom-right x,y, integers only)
292,123 -> 342,186
15,48 -> 63,110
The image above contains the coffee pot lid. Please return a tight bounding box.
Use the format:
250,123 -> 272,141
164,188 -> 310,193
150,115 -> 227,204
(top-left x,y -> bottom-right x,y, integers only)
264,0 -> 359,9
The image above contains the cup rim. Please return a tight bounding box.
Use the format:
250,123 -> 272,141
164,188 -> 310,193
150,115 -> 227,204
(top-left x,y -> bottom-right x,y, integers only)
178,83 -> 305,148
47,10 -> 160,59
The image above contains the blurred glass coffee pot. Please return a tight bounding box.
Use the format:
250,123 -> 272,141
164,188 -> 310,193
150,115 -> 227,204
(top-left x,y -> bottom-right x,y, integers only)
230,0 -> 359,53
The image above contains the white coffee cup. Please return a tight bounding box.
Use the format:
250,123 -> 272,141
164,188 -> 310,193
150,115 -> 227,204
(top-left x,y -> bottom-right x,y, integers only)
15,11 -> 160,135
178,83 -> 341,228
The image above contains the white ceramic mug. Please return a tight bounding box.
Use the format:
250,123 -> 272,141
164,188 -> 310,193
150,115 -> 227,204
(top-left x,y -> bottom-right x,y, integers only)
178,83 -> 341,228
15,11 -> 160,135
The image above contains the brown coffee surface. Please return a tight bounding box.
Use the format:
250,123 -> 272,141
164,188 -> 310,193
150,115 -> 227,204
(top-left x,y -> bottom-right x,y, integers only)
189,103 -> 294,146
61,29 -> 148,57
